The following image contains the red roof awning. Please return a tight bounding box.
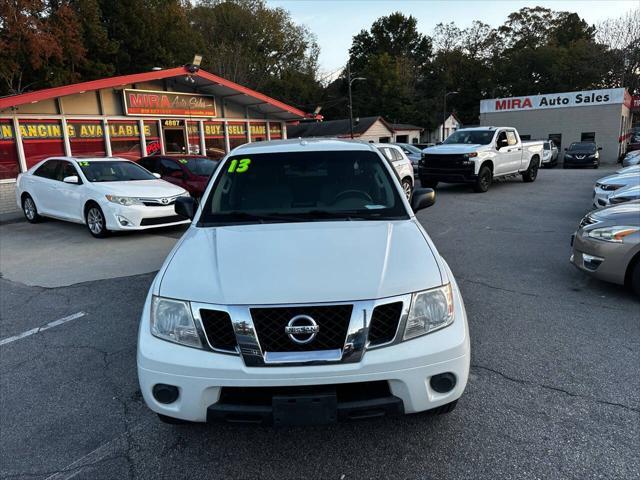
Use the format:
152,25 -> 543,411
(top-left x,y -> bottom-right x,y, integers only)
0,66 -> 309,121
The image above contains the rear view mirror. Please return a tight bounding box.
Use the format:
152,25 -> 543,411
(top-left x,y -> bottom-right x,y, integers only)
63,175 -> 80,184
411,188 -> 436,213
175,196 -> 196,220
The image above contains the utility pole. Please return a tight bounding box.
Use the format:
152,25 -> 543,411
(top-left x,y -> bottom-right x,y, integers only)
443,91 -> 459,142
347,62 -> 366,139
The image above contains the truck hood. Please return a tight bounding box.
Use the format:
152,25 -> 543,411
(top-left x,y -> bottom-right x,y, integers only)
159,220 -> 443,305
423,144 -> 483,154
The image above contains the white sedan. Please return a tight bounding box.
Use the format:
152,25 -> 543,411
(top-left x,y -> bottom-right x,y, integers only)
593,171 -> 640,208
16,157 -> 191,237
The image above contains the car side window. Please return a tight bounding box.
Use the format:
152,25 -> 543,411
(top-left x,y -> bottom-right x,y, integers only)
390,148 -> 403,161
33,160 -> 60,180
506,131 -> 518,146
57,161 -> 80,182
496,131 -> 508,148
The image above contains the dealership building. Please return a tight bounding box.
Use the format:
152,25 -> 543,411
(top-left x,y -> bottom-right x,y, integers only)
479,87 -> 636,164
0,65 -> 311,213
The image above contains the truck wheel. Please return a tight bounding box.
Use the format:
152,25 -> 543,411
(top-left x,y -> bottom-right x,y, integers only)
420,178 -> 438,188
430,400 -> 458,415
522,160 -> 539,182
473,166 -> 492,193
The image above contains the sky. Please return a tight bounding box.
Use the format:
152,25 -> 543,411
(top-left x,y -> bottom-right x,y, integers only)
268,0 -> 638,80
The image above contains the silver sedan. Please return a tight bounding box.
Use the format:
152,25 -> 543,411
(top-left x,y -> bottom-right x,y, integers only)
571,201 -> 640,295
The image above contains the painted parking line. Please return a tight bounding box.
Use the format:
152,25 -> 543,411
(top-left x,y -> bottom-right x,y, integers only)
0,312 -> 86,346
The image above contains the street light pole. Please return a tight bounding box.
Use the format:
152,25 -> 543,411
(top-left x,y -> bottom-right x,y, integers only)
443,91 -> 459,142
347,62 -> 366,139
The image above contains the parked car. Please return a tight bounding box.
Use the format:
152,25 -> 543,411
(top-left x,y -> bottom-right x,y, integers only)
137,139 -> 470,425
608,184 -> 640,206
375,143 -> 415,199
627,127 -> 640,152
563,142 -> 601,169
616,164 -> 640,175
541,140 -> 559,167
393,143 -> 422,171
593,171 -> 640,208
138,155 -> 219,199
622,150 -> 640,167
571,201 -> 640,296
418,127 -> 544,193
16,157 -> 190,237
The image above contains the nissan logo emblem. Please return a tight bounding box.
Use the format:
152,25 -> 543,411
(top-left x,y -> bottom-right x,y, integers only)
284,315 -> 319,344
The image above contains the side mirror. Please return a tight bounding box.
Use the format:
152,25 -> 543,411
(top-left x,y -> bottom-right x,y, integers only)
152,172 -> 161,179
175,196 -> 195,219
63,175 -> 80,184
410,188 -> 436,213
598,146 -> 602,150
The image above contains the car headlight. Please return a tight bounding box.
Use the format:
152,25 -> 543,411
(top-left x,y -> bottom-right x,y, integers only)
587,226 -> 640,243
404,284 -> 454,340
150,296 -> 203,348
597,184 -> 623,191
105,195 -> 142,206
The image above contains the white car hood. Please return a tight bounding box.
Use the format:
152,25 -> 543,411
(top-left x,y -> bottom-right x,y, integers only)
598,173 -> 640,186
423,144 -> 483,154
159,220 -> 443,305
91,179 -> 185,197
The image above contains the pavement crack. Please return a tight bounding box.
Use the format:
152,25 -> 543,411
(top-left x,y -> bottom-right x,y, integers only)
459,278 -> 540,297
0,455 -> 129,480
471,364 -> 640,414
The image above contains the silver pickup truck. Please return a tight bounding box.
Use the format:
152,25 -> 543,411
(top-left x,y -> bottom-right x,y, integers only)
418,127 -> 544,193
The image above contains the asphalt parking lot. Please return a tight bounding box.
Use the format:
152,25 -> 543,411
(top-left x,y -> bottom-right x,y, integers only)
1,166 -> 638,480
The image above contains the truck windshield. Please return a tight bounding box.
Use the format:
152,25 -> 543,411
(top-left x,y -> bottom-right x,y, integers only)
199,150 -> 409,225
443,130 -> 494,145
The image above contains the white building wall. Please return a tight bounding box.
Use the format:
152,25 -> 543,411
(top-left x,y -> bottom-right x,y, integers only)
359,120 -> 394,142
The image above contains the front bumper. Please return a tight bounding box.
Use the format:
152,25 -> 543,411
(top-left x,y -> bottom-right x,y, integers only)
137,283 -> 470,423
564,157 -> 598,168
418,166 -> 476,184
102,202 -> 190,231
592,187 -> 618,208
570,230 -> 631,285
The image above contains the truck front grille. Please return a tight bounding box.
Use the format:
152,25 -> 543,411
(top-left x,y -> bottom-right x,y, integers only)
368,302 -> 403,346
200,309 -> 237,352
423,153 -> 468,168
250,305 -> 352,352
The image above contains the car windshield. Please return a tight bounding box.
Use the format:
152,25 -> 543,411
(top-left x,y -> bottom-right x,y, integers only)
199,150 -> 408,225
443,130 -> 494,145
399,144 -> 421,154
180,158 -> 217,176
78,160 -> 156,182
568,142 -> 596,152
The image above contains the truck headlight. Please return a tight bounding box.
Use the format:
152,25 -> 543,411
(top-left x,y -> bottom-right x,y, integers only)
150,296 -> 203,348
105,195 -> 142,206
404,284 -> 454,340
587,226 -> 640,243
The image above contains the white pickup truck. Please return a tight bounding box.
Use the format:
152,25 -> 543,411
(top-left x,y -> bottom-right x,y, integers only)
418,127 -> 544,192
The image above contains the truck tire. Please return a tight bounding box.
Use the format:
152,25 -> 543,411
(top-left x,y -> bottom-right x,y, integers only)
420,178 -> 438,188
473,166 -> 492,193
522,159 -> 539,183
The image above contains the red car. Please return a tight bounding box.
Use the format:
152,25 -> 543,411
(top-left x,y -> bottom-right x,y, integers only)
138,155 -> 219,198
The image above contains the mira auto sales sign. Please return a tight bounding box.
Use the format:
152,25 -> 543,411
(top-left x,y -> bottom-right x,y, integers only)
480,88 -> 626,113
123,89 -> 216,117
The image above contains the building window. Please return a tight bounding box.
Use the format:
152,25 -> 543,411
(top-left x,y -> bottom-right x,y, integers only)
187,121 -> 201,154
227,122 -> 247,150
250,122 -> 267,142
20,119 -> 65,168
0,120 -> 20,179
109,120 -> 141,160
581,132 -> 595,142
144,121 -> 160,156
548,133 -> 562,151
203,122 -> 225,159
269,123 -> 282,139
68,120 -> 106,158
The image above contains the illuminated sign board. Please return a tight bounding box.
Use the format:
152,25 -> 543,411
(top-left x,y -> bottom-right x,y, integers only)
123,89 -> 216,117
